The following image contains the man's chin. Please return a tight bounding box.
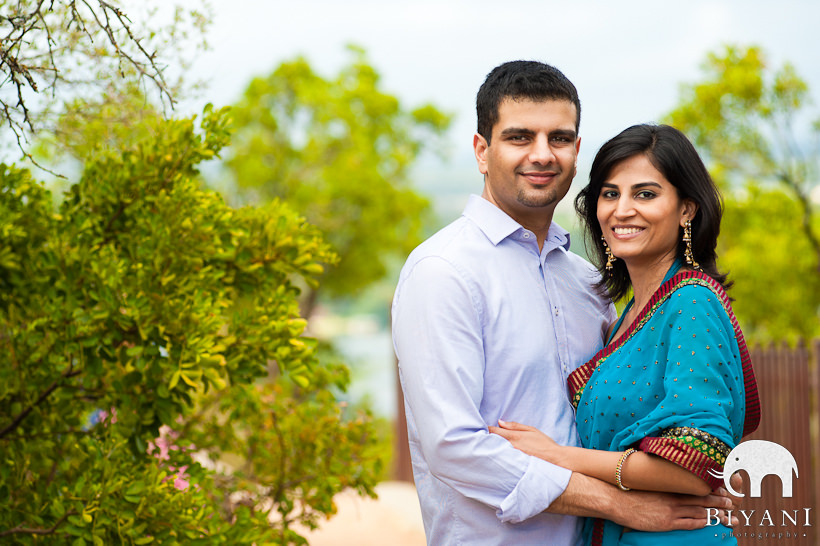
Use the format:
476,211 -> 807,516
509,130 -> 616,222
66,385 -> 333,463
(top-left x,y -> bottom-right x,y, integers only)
517,189 -> 564,209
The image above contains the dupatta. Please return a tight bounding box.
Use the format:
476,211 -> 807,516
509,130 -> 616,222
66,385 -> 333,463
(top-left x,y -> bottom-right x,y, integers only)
567,269 -> 760,545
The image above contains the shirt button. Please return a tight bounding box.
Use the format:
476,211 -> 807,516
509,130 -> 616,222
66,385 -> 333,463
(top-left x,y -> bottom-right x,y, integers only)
523,233 -> 530,239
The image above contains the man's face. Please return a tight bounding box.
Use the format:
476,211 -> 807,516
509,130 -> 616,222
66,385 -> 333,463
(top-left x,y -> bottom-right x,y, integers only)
474,98 -> 580,226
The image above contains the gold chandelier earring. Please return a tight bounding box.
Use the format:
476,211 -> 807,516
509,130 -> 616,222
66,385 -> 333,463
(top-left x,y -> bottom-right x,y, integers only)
683,220 -> 701,270
601,235 -> 616,273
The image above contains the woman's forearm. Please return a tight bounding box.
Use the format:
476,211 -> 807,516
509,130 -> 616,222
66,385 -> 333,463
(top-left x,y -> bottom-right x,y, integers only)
488,420 -> 713,496
557,446 -> 712,496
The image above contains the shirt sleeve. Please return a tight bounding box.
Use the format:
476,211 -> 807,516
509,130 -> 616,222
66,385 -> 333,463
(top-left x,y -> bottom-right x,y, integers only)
392,255 -> 572,523
613,283 -> 749,490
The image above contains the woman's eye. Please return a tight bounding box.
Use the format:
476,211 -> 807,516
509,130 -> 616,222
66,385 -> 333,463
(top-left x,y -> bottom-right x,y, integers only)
636,191 -> 656,199
601,190 -> 618,199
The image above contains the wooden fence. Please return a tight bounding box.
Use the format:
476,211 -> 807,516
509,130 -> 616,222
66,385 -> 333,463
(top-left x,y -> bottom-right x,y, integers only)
734,340 -> 819,545
393,340 -> 820,544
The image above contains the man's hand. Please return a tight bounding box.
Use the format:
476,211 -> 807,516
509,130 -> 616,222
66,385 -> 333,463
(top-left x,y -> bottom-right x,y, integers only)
713,473 -> 745,515
612,488 -> 736,531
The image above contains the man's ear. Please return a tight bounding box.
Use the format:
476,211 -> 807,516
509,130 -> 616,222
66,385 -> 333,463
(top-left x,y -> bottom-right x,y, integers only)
474,133 -> 489,175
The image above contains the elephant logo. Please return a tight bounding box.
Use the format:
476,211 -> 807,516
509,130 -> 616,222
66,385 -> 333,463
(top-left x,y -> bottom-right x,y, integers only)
709,440 -> 798,498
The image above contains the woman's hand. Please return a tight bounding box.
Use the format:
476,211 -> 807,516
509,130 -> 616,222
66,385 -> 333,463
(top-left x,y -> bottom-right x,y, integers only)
488,419 -> 567,466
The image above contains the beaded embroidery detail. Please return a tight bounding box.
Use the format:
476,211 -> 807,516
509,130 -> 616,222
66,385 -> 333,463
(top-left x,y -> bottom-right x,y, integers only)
659,426 -> 730,464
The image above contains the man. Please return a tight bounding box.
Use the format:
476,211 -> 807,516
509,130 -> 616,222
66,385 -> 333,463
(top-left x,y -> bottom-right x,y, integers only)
391,61 -> 733,544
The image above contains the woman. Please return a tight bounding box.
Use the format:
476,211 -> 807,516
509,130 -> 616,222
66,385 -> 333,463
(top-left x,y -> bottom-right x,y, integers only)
490,124 -> 760,545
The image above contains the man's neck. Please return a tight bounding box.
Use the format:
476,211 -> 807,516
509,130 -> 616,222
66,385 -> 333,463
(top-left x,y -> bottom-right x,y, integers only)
479,192 -> 556,251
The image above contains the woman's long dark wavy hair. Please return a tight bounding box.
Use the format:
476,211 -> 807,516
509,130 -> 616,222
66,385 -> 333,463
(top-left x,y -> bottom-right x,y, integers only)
574,124 -> 730,302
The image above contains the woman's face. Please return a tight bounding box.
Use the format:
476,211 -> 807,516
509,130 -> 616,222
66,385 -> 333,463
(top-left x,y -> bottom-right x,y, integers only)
597,154 -> 696,272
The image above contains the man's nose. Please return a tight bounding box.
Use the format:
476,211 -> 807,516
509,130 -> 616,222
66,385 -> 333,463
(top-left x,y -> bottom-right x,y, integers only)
528,135 -> 556,165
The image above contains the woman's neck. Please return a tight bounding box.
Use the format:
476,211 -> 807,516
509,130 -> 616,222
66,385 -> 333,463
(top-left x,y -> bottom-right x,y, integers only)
626,255 -> 679,311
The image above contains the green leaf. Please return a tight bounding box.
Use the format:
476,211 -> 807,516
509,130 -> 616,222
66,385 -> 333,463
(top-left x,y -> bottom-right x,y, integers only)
169,369 -> 181,390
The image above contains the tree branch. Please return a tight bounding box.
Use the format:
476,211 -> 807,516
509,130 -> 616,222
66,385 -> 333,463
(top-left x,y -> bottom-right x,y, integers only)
0,366 -> 82,440
0,0 -> 179,157
0,510 -> 77,537
777,171 -> 820,270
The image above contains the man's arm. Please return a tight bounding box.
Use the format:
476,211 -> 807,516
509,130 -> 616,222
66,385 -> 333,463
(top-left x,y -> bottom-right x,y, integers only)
549,472 -> 735,531
393,255 -> 573,523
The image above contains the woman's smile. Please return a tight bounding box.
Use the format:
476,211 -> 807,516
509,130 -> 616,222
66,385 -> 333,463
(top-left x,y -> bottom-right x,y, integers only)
612,226 -> 645,238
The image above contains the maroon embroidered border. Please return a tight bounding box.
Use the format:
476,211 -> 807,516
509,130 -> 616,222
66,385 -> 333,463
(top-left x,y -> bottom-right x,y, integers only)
591,518 -> 604,546
639,436 -> 724,490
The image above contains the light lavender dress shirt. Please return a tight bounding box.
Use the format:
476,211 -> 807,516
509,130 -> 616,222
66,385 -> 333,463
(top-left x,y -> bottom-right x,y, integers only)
392,195 -> 615,545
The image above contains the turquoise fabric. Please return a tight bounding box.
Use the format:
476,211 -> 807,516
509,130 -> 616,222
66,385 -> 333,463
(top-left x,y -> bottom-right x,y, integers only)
618,526 -> 737,545
570,262 -> 757,545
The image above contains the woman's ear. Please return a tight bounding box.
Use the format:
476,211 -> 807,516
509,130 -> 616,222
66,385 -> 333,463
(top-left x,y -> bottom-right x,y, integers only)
681,199 -> 699,225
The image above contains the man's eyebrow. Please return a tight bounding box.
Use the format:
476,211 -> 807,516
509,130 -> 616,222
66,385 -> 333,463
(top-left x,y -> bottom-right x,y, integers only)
499,127 -> 535,136
550,129 -> 577,139
498,127 -> 578,139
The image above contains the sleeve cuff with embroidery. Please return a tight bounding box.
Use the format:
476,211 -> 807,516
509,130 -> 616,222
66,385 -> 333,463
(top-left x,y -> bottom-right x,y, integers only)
639,426 -> 731,490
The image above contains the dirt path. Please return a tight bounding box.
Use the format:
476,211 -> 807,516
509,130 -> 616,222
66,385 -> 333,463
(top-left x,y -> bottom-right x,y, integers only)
295,481 -> 426,546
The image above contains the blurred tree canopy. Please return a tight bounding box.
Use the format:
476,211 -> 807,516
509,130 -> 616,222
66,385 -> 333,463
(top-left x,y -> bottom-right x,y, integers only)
226,47 -> 452,317
665,45 -> 820,342
0,106 -> 384,543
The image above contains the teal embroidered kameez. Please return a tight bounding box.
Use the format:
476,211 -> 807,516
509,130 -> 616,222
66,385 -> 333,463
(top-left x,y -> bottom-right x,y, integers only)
568,266 -> 760,545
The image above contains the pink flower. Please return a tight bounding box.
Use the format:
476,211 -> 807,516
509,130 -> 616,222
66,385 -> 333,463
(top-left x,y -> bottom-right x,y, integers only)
173,475 -> 190,490
148,425 -> 193,491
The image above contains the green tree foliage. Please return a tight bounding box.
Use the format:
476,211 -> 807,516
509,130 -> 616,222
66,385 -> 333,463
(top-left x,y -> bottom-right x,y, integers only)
226,47 -> 452,316
0,106 -> 383,543
665,45 -> 820,342
184,362 -> 384,541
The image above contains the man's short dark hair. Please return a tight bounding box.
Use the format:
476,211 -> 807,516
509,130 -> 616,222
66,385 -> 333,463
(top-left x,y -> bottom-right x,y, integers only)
476,60 -> 581,144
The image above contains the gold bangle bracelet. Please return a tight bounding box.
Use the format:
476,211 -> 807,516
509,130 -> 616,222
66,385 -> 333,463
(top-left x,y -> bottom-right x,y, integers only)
615,448 -> 637,491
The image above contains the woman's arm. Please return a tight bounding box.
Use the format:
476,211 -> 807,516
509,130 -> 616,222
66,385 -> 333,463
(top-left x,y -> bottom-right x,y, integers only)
489,420 -> 712,496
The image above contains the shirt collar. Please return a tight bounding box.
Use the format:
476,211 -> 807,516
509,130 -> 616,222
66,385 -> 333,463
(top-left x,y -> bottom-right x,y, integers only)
462,194 -> 571,251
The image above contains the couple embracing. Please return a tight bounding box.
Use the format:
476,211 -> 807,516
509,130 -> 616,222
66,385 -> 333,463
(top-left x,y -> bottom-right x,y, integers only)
392,60 -> 760,545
